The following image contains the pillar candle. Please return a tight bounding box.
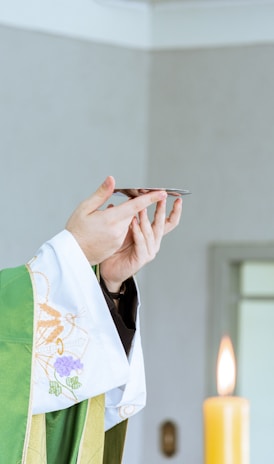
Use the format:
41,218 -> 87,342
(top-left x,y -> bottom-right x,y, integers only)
203,395 -> 250,464
203,336 -> 250,464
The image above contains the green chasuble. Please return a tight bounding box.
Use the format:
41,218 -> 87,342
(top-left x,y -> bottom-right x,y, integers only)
0,265 -> 127,464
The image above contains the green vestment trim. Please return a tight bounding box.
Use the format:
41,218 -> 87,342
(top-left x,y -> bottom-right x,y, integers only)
0,265 -> 34,464
0,264 -> 128,464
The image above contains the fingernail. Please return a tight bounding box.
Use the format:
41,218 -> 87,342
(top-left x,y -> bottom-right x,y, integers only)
103,176 -> 111,188
159,191 -> 167,199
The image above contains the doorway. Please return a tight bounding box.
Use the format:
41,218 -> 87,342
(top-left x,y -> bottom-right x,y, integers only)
208,244 -> 274,463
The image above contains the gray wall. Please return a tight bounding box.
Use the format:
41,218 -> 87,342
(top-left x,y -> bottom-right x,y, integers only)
0,25 -> 149,267
1,23 -> 274,463
0,25 -> 149,463
142,45 -> 274,463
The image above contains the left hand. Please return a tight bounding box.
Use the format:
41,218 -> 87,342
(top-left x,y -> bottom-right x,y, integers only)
100,196 -> 182,292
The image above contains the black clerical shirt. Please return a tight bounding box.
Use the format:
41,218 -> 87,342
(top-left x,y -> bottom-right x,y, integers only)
100,277 -> 138,356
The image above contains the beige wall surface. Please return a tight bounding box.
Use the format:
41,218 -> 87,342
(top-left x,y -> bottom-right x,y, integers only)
1,23 -> 274,463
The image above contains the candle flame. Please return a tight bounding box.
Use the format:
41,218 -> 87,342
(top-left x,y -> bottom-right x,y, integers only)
217,335 -> 236,396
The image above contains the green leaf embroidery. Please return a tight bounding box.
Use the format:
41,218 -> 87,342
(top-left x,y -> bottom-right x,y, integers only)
49,380 -> 62,396
66,376 -> 82,390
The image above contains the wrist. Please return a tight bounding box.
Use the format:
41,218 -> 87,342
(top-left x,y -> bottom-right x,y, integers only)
102,278 -> 124,294
107,282 -> 127,300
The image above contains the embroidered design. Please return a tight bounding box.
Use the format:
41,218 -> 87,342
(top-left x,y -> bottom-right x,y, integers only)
29,266 -> 89,405
54,355 -> 83,377
56,337 -> 64,355
48,356 -> 83,400
119,404 -> 136,419
38,303 -> 64,340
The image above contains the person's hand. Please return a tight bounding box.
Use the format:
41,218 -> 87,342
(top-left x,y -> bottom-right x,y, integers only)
99,195 -> 183,292
66,176 -> 168,266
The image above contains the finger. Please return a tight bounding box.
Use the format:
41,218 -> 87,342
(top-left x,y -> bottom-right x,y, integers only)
82,176 -> 115,214
130,216 -> 147,261
151,198 -> 167,246
138,208 -> 157,257
164,198 -> 183,235
114,190 -> 168,222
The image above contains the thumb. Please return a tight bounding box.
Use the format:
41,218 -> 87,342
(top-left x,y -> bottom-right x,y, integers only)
83,176 -> 115,214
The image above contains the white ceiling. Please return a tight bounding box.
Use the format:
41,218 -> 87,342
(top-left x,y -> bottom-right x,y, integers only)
0,0 -> 274,49
98,0 -> 274,4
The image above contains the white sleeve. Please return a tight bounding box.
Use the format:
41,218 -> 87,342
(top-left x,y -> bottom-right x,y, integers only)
104,295 -> 147,430
28,230 -> 146,430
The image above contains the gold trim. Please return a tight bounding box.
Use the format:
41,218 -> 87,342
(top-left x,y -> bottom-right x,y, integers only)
77,395 -> 105,464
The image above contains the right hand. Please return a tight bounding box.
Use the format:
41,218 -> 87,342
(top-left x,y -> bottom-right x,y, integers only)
100,194 -> 182,292
65,176 -> 167,265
